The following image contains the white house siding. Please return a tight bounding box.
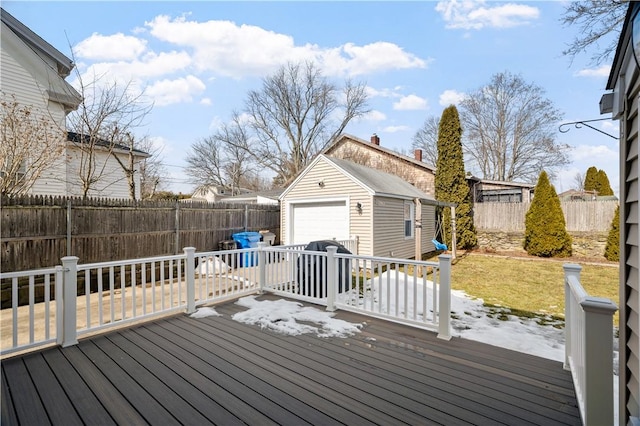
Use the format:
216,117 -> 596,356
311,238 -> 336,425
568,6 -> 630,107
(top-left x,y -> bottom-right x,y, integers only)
280,159 -> 372,252
1,21 -> 68,128
64,148 -> 142,199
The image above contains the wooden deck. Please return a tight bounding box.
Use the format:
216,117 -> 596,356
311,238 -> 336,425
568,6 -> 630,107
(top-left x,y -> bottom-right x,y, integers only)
1,294 -> 581,425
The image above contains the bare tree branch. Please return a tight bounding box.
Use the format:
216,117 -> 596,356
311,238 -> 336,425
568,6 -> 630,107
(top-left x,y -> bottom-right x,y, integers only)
560,0 -> 627,66
460,71 -> 569,183
0,94 -> 66,194
411,115 -> 440,168
244,61 -> 369,185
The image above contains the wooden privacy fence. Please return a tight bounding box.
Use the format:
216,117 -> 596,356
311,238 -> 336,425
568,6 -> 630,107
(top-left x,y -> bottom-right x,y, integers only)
473,200 -> 619,232
1,195 -> 280,272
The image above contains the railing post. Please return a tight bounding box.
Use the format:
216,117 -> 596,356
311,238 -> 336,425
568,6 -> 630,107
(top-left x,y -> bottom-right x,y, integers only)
437,254 -> 452,340
184,247 -> 196,314
563,264 -> 581,370
258,242 -> 267,293
61,256 -> 79,347
326,246 -> 338,312
580,296 -> 617,426
55,265 -> 64,345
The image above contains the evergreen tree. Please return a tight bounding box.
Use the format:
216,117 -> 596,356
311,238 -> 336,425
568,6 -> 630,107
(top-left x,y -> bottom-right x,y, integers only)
524,171 -> 572,257
435,105 -> 477,249
604,205 -> 620,261
583,166 -> 598,192
595,169 -> 614,196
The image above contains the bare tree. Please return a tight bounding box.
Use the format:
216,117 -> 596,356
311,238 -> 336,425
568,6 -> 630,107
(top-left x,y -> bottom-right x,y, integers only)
66,74 -> 152,199
240,61 -> 369,185
459,71 -> 569,183
136,137 -> 166,199
0,94 -> 66,194
561,1 -> 627,66
572,172 -> 585,191
185,117 -> 264,194
411,115 -> 440,167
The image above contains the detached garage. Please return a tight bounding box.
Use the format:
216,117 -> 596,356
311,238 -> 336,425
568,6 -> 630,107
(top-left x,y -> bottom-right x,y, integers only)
280,155 -> 441,259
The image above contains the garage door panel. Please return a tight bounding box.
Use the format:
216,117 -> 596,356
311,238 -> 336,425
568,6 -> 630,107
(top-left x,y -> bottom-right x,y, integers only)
292,201 -> 348,244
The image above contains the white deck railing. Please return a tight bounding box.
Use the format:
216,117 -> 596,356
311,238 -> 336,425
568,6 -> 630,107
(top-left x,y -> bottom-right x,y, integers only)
1,240 -> 449,355
563,263 -> 618,426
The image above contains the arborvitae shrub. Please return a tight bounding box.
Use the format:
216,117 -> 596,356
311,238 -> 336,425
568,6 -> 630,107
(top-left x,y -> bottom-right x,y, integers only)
524,171 -> 572,257
584,166 -> 598,192
434,105 -> 477,249
596,169 -> 614,196
604,205 -> 620,261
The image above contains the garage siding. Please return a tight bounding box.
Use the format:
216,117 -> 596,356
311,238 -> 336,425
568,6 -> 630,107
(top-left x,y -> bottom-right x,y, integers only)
281,160 -> 372,249
372,197 -> 412,258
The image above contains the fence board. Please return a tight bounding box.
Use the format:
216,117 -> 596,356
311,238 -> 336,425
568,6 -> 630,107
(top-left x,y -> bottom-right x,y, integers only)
1,195 -> 280,271
473,200 -> 619,232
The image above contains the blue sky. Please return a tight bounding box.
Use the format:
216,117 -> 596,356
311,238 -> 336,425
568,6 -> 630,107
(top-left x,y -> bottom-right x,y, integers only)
4,1 -> 620,195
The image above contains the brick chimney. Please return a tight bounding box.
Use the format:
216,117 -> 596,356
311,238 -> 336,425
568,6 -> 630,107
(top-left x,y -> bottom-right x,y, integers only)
371,133 -> 380,145
414,149 -> 422,162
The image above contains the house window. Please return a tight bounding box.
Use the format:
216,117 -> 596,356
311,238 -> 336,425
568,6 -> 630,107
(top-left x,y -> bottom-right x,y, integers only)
404,201 -> 414,238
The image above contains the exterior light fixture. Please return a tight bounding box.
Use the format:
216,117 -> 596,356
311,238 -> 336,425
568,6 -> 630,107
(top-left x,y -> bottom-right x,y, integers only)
318,180 -> 325,188
356,202 -> 363,214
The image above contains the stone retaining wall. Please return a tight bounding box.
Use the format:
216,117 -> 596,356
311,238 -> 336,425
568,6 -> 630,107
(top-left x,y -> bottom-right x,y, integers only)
477,230 -> 609,259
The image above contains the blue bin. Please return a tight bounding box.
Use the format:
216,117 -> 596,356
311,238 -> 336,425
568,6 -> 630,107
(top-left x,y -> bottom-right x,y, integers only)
232,232 -> 262,267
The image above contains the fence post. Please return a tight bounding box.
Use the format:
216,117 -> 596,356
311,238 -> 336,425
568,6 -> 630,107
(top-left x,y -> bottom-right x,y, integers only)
437,254 -> 452,340
184,247 -> 196,314
326,246 -> 338,312
580,296 -> 617,426
563,264 -> 581,370
60,256 -> 79,347
257,242 -> 267,293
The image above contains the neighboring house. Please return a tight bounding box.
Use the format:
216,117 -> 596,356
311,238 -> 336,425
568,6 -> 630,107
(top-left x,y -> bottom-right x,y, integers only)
467,175 -> 534,203
557,189 -> 618,202
220,189 -> 283,205
602,3 -> 640,424
325,133 -> 535,203
1,8 -> 146,199
189,184 -> 233,203
280,154 -> 445,259
324,133 -> 437,197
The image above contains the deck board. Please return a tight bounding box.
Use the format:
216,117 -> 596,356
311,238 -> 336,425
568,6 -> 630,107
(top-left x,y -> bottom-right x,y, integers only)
1,294 -> 582,425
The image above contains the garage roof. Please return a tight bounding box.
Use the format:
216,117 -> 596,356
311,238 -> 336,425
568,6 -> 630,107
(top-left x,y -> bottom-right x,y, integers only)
282,155 -> 450,205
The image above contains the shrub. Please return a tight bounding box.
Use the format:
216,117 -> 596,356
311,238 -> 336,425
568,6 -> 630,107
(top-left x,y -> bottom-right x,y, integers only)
435,105 -> 477,249
524,171 -> 572,257
604,205 -> 620,261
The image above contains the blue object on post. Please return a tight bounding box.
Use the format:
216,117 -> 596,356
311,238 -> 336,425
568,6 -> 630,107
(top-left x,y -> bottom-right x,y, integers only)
232,232 -> 262,266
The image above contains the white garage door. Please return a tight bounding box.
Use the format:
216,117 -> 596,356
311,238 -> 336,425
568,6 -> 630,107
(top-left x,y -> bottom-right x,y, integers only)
291,201 -> 349,244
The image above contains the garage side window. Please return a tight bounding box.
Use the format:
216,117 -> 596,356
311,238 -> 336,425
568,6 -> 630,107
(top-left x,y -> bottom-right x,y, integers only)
404,201 -> 414,238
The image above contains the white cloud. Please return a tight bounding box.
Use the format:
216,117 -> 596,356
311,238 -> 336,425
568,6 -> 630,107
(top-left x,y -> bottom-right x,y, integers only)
383,125 -> 410,133
436,0 -> 540,30
366,86 -> 401,99
145,15 -> 426,78
146,75 -> 206,106
322,42 -> 428,76
393,94 -> 428,110
570,144 -> 618,162
76,50 -> 192,87
200,98 -> 212,106
439,89 -> 466,106
575,66 -> 611,78
359,110 -> 387,122
75,33 -> 147,61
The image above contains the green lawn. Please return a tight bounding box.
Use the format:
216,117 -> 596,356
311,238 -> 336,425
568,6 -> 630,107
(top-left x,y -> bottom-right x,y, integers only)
449,253 -> 620,327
